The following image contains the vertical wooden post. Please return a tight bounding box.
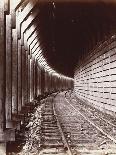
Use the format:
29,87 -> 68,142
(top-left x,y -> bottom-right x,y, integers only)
37,65 -> 41,96
0,1 -> 7,154
37,65 -> 40,97
34,61 -> 38,98
25,51 -> 28,103
5,14 -> 12,125
22,46 -> 28,106
31,58 -> 34,100
18,39 -> 22,112
29,58 -> 32,101
41,69 -> 45,95
28,55 -> 31,102
33,59 -> 36,98
38,66 -> 41,96
21,46 -> 26,107
4,0 -> 9,13
33,59 -> 35,99
30,58 -> 33,101
12,29 -> 18,114
24,34 -> 28,104
0,0 -> 5,132
45,71 -> 47,93
10,0 -> 16,28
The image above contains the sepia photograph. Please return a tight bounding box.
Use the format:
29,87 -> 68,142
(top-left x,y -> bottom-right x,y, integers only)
0,0 -> 116,154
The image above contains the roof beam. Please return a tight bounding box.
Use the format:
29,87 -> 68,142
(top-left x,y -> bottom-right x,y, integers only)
17,0 -> 38,38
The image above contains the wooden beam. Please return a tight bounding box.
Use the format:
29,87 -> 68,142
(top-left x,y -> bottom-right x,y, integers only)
30,58 -> 34,101
11,11 -> 16,28
18,39 -> 22,112
27,29 -> 39,52
0,0 -> 5,132
25,50 -> 29,102
33,60 -> 36,98
10,0 -> 16,28
5,15 -> 12,125
4,0 -> 9,13
21,9 -> 39,45
28,55 -> 31,102
15,0 -> 25,11
25,25 -> 38,53
10,0 -> 24,28
31,42 -> 40,54
12,29 -> 18,114
21,46 -> 27,107
30,37 -> 39,51
17,1 -> 37,38
26,25 -> 38,42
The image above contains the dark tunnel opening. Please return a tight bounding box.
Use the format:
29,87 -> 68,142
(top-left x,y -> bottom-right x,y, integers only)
37,1 -> 116,77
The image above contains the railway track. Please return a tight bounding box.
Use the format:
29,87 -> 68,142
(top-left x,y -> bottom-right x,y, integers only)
39,92 -> 116,155
65,91 -> 116,143
40,96 -> 74,155
54,92 -> 116,154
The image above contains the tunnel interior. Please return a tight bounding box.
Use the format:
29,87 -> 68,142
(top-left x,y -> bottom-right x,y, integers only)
1,0 -> 116,154
35,1 -> 116,77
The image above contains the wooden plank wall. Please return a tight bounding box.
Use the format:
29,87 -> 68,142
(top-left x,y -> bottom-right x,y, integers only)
0,0 -> 74,153
74,37 -> 116,115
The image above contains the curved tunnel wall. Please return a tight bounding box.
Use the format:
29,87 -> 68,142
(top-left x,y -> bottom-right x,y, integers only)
0,0 -> 73,148
74,35 -> 116,116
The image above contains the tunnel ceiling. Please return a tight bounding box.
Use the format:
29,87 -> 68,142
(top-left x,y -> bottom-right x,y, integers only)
35,1 -> 116,77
